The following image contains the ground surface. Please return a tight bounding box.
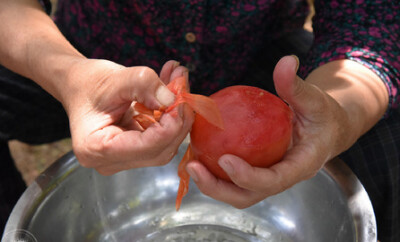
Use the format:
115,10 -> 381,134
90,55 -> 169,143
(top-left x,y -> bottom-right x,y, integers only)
10,139 -> 72,185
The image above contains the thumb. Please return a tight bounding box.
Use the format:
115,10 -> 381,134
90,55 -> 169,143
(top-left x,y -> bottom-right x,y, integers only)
273,55 -> 322,115
116,66 -> 176,110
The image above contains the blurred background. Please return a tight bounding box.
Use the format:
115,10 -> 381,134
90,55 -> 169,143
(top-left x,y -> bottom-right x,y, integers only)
9,0 -> 69,186
10,139 -> 72,185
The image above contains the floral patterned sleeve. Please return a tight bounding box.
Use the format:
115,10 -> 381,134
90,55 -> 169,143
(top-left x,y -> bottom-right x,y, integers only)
299,0 -> 400,115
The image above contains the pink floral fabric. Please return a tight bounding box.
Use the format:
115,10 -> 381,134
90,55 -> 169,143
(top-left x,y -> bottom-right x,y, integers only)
39,0 -> 309,94
38,0 -> 400,113
300,0 -> 400,113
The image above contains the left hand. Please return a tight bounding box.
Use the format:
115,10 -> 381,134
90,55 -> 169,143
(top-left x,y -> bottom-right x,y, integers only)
184,56 -> 366,208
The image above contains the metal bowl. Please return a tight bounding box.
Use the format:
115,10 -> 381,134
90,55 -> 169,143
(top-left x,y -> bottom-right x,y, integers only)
3,140 -> 376,242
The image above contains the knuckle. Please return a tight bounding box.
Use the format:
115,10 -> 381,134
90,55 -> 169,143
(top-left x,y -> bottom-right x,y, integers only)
136,149 -> 173,167
136,67 -> 158,85
231,200 -> 252,209
279,183 -> 294,193
154,129 -> 182,152
88,136 -> 114,156
232,194 -> 267,209
232,203 -> 249,210
259,168 -> 287,194
130,67 -> 160,104
200,188 -> 215,198
96,167 -> 115,176
73,141 -> 110,169
231,166 -> 258,189
165,150 -> 178,163
77,160 -> 92,168
232,175 -> 252,189
196,183 -> 216,197
292,77 -> 307,99
303,169 -> 318,181
142,66 -> 158,77
158,150 -> 178,165
153,157 -> 171,167
74,147 -> 94,168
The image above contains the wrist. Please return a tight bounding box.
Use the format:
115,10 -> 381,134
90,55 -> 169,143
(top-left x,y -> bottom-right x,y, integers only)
36,54 -> 88,102
306,59 -> 388,154
60,58 -> 125,115
0,0 -> 88,103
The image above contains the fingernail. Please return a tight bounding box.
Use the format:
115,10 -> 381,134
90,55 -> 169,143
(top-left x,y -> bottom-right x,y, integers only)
155,85 -> 175,106
172,61 -> 180,69
290,55 -> 300,73
218,158 -> 234,175
187,167 -> 199,182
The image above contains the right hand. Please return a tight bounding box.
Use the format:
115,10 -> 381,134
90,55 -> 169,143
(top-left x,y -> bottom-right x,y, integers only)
62,59 -> 194,175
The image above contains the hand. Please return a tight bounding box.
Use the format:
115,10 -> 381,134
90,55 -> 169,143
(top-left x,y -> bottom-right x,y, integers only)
185,56 -> 363,208
64,59 -> 194,175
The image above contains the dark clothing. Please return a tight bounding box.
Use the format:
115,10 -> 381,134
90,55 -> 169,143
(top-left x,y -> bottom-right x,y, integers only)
0,65 -> 70,233
340,112 -> 400,241
1,0 -> 400,240
0,29 -> 313,236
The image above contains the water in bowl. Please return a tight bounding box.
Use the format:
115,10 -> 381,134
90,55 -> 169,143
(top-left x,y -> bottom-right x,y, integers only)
94,202 -> 290,242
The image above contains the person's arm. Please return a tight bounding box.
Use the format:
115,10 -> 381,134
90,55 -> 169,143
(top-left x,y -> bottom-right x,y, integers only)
0,0 -> 84,102
300,0 -> 400,115
184,56 -> 388,207
304,59 -> 388,152
184,0 -> 398,208
0,0 -> 194,175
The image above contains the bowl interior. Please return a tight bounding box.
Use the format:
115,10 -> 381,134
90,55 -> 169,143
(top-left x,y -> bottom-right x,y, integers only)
3,142 -> 376,242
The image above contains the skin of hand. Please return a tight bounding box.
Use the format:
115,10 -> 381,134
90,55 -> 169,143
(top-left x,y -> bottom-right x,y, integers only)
66,59 -> 195,175
185,55 -> 389,208
0,0 -> 195,175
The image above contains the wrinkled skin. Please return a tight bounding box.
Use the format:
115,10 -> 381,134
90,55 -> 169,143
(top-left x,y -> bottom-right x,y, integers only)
66,60 -> 195,175
185,56 -> 388,209
0,0 -> 388,211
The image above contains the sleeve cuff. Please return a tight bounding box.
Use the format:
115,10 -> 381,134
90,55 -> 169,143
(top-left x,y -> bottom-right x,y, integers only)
299,47 -> 400,117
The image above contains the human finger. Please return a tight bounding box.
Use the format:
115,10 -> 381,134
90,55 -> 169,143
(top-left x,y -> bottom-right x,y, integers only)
170,66 -> 189,85
160,60 -> 180,84
107,66 -> 176,110
273,55 -> 328,117
217,148 -> 321,193
185,160 -> 259,209
186,148 -> 321,209
81,103 -> 194,174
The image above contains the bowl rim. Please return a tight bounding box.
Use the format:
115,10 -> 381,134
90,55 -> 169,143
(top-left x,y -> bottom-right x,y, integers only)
3,149 -> 377,241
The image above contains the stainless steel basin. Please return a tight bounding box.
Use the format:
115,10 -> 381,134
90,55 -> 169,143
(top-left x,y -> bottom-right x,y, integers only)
2,140 -> 376,241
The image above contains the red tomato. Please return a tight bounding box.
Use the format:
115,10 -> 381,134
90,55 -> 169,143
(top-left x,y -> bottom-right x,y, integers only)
190,85 -> 293,181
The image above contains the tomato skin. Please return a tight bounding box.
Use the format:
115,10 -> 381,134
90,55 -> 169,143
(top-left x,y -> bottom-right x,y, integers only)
190,85 -> 293,181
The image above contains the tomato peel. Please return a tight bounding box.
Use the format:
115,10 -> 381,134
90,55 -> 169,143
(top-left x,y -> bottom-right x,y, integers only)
131,76 -> 224,210
132,79 -> 292,211
133,76 -> 223,130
